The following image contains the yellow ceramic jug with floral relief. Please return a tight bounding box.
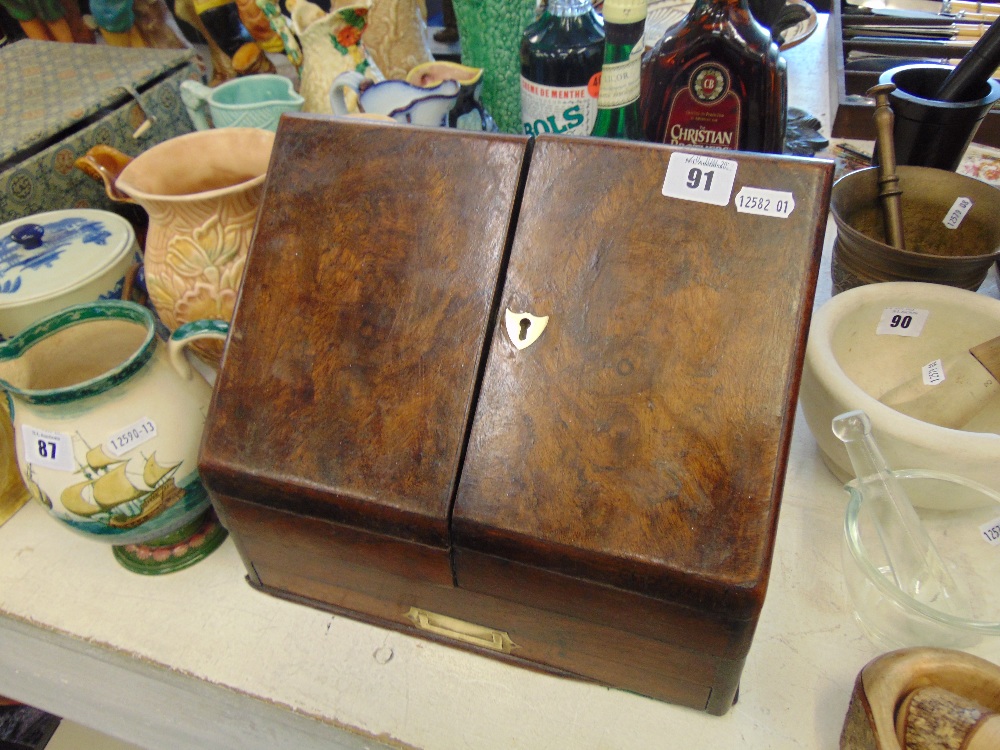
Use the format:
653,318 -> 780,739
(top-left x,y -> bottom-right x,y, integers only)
76,128 -> 274,363
286,0 -> 381,114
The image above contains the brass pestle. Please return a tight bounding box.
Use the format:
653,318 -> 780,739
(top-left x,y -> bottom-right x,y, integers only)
867,84 -> 906,250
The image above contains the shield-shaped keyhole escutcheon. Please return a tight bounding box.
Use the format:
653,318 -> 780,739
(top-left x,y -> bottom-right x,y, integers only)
505,309 -> 548,350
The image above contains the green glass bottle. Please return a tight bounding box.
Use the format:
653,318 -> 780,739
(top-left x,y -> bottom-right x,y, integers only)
519,0 -> 606,137
590,0 -> 647,139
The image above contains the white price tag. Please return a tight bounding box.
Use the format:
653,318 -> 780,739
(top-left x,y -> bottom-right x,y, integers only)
922,359 -> 945,386
661,152 -> 738,207
22,425 -> 74,472
980,516 -> 1000,546
943,197 -> 973,230
106,417 -> 158,458
876,307 -> 929,337
735,187 -> 795,218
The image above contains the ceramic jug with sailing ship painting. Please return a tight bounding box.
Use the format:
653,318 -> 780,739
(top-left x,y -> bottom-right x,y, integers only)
0,300 -> 229,574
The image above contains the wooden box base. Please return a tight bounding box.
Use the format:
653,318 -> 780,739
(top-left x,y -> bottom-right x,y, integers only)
216,493 -> 741,714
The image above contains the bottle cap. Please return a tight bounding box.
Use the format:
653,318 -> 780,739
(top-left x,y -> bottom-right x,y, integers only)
601,0 -> 647,24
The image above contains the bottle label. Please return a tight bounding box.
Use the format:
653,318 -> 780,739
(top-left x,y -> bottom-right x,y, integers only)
662,62 -> 741,150
597,40 -> 643,109
601,0 -> 647,24
521,76 -> 600,136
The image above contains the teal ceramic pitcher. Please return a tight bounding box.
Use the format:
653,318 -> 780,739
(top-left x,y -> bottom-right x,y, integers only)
181,73 -> 305,131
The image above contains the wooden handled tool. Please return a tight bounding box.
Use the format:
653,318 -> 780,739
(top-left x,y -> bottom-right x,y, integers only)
880,333 -> 1000,428
948,0 -> 1000,17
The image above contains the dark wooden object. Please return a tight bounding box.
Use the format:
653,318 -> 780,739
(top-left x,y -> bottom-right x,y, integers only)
200,116 -> 834,715
830,2 -> 1000,145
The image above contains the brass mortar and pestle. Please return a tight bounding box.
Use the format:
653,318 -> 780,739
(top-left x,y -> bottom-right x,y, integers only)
829,23 -> 1000,295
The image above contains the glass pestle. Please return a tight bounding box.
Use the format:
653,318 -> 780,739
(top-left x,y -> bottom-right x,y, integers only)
832,410 -> 970,617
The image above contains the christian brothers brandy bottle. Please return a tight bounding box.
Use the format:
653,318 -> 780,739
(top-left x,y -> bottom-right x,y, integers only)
591,0 -> 647,139
639,0 -> 787,153
520,0 -> 605,137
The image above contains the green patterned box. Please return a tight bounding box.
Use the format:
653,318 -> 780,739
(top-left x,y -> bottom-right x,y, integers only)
0,41 -> 202,224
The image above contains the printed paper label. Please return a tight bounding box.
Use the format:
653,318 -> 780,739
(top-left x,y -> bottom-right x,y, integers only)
22,425 -> 74,472
661,152 -> 738,207
106,417 -> 158,458
596,41 -> 643,108
662,62 -> 741,150
922,359 -> 945,386
980,516 -> 1000,546
943,197 -> 973,230
876,307 -> 929,337
735,187 -> 795,218
520,77 -> 599,137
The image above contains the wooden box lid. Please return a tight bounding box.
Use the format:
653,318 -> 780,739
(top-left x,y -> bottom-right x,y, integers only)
199,116 -> 530,551
452,135 -> 834,622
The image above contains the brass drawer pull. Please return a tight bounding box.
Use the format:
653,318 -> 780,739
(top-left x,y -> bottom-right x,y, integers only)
406,607 -> 516,653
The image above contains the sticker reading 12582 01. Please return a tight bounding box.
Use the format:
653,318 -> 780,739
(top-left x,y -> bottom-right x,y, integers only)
876,307 -> 929,337
735,187 -> 795,218
661,152 -> 738,207
980,516 -> 1000,546
21,425 -> 75,472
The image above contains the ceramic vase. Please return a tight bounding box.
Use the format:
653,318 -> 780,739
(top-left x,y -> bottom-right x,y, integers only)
450,0 -> 534,133
364,0 -> 434,79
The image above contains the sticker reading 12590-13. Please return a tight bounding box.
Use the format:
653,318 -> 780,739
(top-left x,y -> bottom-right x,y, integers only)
22,425 -> 75,472
735,187 -> 795,218
876,307 -> 929,337
661,152 -> 738,207
106,416 -> 158,458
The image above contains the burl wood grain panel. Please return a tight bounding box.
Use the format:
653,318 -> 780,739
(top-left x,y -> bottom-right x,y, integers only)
199,116 -> 530,555
454,135 -> 834,622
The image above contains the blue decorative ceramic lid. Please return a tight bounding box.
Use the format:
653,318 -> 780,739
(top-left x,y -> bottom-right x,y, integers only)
0,209 -> 136,307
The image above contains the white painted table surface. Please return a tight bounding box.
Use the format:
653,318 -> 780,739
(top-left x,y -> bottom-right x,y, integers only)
0,17 -> 995,750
